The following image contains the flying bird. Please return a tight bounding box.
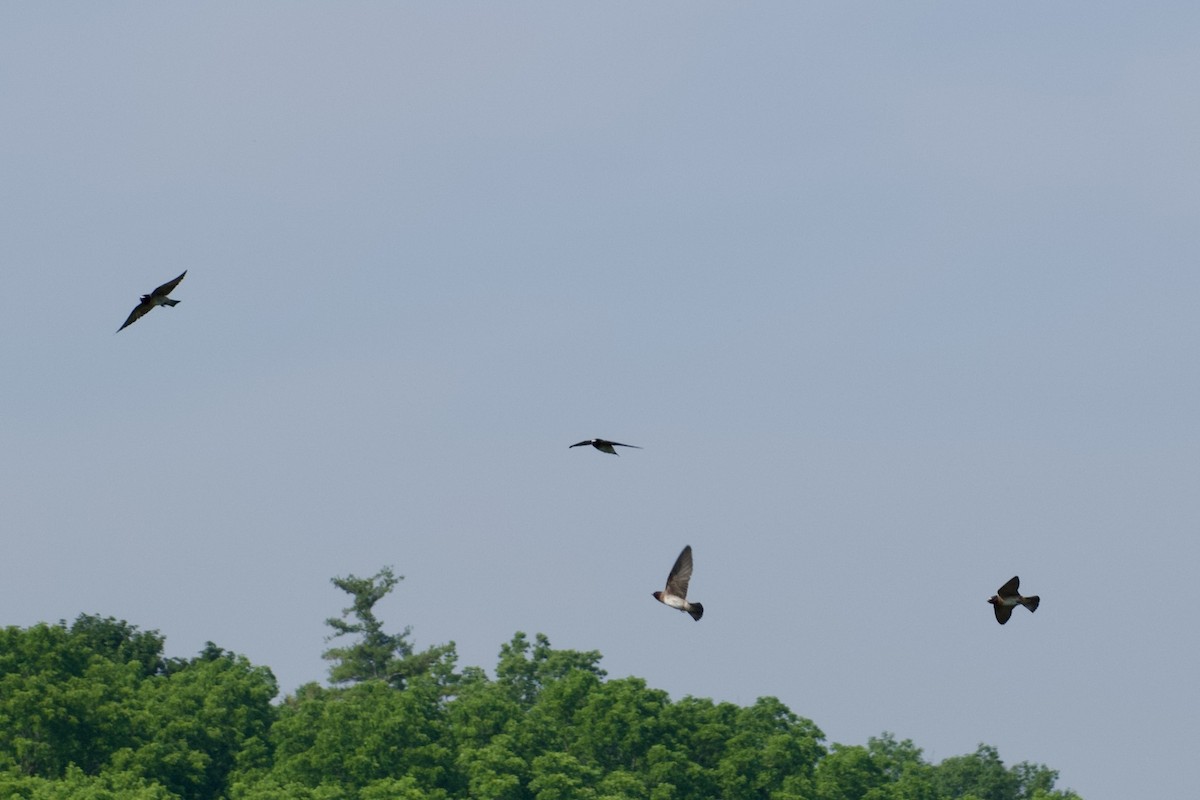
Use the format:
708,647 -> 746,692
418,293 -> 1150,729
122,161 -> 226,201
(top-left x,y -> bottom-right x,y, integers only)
117,270 -> 187,332
569,438 -> 642,455
653,545 -> 703,621
988,576 -> 1040,624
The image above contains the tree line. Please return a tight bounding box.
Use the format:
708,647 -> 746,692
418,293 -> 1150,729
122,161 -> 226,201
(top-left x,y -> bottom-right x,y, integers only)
0,567 -> 1081,800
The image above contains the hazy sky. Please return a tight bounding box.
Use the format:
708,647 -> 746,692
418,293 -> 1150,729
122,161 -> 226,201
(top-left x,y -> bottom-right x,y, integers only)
3,5 -> 1199,799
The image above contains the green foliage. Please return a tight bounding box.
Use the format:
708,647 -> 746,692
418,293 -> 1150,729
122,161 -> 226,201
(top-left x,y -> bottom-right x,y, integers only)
712,697 -> 825,800
815,734 -> 939,800
267,680 -> 453,792
0,619 -> 146,776
67,616 -> 167,678
0,616 -> 277,800
455,734 -> 527,800
0,764 -> 180,799
933,744 -> 1019,800
0,573 -> 1083,800
527,751 -> 599,800
571,677 -> 669,771
495,632 -> 605,707
321,566 -> 457,690
111,646 -> 277,800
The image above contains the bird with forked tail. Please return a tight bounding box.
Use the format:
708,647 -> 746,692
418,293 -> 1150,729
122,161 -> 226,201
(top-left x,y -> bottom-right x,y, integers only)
988,576 -> 1040,624
653,545 -> 703,621
569,438 -> 641,455
118,270 -> 187,332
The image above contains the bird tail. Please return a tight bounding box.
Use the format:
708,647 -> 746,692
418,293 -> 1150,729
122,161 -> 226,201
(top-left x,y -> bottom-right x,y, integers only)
163,298 -> 180,307
687,603 -> 704,621
1022,596 -> 1040,613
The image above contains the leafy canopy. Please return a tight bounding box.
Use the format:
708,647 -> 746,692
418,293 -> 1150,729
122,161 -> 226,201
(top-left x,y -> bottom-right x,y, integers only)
0,569 -> 1083,800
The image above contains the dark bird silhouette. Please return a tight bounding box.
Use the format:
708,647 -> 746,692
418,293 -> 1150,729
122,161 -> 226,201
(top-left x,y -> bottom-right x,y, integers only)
118,270 -> 187,332
988,576 -> 1040,624
569,438 -> 642,455
653,545 -> 703,621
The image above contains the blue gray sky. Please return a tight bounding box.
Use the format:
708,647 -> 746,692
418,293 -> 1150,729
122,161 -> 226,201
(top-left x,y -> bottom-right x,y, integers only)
3,5 -> 1199,799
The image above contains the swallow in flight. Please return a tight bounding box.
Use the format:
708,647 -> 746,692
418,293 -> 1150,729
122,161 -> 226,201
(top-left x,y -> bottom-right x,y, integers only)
569,438 -> 642,455
988,576 -> 1040,624
653,545 -> 703,621
118,270 -> 187,332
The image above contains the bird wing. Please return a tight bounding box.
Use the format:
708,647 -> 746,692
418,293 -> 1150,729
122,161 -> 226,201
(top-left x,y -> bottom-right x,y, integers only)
993,602 -> 1013,624
150,270 -> 187,298
607,441 -> 642,449
569,440 -> 593,449
117,301 -> 153,332
996,576 -> 1020,598
665,545 -> 693,598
